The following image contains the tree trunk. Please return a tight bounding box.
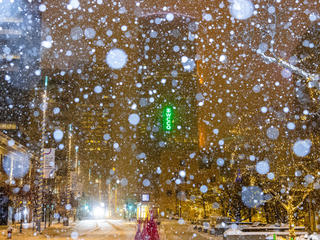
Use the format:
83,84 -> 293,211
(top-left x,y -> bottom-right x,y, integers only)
308,197 -> 315,233
288,210 -> 296,240
202,198 -> 207,219
219,199 -> 227,216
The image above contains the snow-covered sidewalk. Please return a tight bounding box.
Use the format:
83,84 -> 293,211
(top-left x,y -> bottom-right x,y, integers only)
0,221 -> 75,240
160,219 -> 223,240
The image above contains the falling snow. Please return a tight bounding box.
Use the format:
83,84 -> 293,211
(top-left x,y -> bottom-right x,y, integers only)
1,1 -> 319,238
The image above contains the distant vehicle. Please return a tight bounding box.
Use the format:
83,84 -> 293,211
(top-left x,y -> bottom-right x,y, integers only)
210,216 -> 231,227
192,219 -> 210,232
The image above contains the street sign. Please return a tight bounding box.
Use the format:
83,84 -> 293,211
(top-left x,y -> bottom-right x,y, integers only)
141,194 -> 150,202
0,123 -> 17,130
44,148 -> 55,178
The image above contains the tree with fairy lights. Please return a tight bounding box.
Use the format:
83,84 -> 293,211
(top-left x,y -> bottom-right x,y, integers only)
224,108 -> 320,239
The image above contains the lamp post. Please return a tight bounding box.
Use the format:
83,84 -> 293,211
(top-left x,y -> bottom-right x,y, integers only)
64,124 -> 72,226
36,76 -> 48,232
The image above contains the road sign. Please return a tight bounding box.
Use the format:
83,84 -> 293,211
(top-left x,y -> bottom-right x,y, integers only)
0,123 -> 17,130
44,148 -> 55,178
141,193 -> 150,202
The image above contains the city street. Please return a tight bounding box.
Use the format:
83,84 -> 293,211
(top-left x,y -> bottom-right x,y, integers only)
50,219 -> 136,239
0,219 -> 223,240
1,1 -> 320,240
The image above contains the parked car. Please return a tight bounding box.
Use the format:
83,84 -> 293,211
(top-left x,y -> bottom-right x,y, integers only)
202,221 -> 210,233
192,219 -> 210,232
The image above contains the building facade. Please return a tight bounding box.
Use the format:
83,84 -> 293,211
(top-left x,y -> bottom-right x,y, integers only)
0,0 -> 41,127
134,13 -> 199,217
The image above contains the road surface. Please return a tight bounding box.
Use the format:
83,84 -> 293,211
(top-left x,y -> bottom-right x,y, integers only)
0,219 -> 222,240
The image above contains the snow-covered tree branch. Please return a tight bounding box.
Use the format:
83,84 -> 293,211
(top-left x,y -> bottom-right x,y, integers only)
255,50 -> 320,86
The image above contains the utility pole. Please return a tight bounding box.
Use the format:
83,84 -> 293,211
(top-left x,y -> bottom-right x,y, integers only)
98,176 -> 101,202
108,183 -> 111,217
115,186 -> 117,216
36,76 -> 48,232
65,124 -> 72,226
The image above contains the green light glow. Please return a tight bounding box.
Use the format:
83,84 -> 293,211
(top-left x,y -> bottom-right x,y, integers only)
163,106 -> 173,131
45,76 -> 48,88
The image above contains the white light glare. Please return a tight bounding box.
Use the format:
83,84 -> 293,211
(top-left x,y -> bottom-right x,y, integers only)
93,206 -> 105,218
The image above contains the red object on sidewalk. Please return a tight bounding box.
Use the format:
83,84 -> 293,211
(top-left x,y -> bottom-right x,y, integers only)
135,220 -> 143,240
136,210 -> 160,240
146,214 -> 160,240
7,226 -> 12,239
141,219 -> 150,240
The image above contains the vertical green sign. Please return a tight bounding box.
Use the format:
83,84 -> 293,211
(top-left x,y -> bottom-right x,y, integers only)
163,106 -> 173,131
45,76 -> 48,88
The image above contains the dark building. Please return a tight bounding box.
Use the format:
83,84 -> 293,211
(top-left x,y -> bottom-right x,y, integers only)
0,131 -> 36,225
37,65 -> 116,213
136,13 -> 199,152
133,13 -> 199,214
0,0 -> 41,224
0,0 -> 41,134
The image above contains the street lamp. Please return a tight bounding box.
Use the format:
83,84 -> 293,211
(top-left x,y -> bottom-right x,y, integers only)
64,124 -> 73,226
36,76 -> 48,232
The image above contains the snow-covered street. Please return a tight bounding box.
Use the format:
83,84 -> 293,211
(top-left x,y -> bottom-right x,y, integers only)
1,0 -> 320,239
1,219 -> 135,239
0,219 -> 224,240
